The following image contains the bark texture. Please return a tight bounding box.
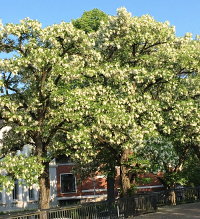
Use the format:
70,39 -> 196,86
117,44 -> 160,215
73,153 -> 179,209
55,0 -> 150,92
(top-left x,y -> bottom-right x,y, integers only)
120,149 -> 131,197
169,186 -> 176,205
39,161 -> 50,209
35,135 -> 50,210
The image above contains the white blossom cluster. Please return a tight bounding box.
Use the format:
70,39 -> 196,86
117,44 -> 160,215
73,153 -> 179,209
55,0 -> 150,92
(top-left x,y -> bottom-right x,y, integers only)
0,154 -> 44,193
135,136 -> 179,174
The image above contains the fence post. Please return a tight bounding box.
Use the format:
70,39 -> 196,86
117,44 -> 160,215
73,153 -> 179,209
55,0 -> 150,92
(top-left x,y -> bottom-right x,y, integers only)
146,196 -> 148,213
165,190 -> 167,205
133,197 -> 136,216
154,194 -> 158,211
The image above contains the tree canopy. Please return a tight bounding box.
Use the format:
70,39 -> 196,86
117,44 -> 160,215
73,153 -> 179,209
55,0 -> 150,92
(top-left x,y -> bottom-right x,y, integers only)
72,8 -> 109,33
70,7 -> 200,196
0,17 -> 100,209
1,7 -> 200,209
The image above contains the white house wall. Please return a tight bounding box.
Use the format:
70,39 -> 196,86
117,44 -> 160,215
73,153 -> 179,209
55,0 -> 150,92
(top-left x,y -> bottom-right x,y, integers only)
0,164 -> 58,212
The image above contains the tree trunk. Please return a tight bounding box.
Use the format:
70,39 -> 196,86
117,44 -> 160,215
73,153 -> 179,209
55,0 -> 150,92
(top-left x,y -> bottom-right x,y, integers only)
107,175 -> 115,201
120,149 -> 131,197
34,135 -> 50,210
169,184 -> 176,205
38,161 -> 50,210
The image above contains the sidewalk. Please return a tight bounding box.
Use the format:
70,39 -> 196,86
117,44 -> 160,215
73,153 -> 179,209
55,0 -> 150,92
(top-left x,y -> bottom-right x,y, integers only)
131,202 -> 200,218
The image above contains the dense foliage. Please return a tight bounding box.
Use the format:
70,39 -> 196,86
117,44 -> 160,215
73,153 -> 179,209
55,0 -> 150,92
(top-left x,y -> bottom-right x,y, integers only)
1,7 -> 200,208
72,8 -> 109,33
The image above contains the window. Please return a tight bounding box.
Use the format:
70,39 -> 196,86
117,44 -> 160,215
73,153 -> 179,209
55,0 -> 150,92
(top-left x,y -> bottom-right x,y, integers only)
61,174 -> 76,193
29,187 -> 34,200
12,181 -> 18,200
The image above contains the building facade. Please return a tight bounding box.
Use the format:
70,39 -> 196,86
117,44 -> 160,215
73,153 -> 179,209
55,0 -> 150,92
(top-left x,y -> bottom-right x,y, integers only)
56,162 -> 108,206
0,123 -> 163,211
0,161 -> 58,212
0,157 -> 164,212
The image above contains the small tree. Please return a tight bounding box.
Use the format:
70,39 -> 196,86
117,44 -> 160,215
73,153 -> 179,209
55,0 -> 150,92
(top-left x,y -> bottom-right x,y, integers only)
136,137 -> 189,188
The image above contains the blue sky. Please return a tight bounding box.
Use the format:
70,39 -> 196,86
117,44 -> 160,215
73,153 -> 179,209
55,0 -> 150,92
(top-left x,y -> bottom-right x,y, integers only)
0,0 -> 200,37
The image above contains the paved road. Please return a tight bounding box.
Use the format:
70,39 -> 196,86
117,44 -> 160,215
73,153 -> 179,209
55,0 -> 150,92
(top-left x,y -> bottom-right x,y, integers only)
131,202 -> 200,218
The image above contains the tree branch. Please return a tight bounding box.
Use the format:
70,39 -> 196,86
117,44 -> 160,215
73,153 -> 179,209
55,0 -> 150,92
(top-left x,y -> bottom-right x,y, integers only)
107,46 -> 117,62
174,145 -> 189,174
96,135 -> 120,161
143,78 -> 167,93
45,119 -> 67,146
141,41 -> 167,54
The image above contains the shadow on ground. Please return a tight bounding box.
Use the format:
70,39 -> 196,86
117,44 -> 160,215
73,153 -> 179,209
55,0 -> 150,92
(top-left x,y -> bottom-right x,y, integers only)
131,202 -> 200,219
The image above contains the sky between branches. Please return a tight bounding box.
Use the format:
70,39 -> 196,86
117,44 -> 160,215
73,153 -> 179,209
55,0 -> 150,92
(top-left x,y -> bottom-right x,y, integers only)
0,0 -> 199,38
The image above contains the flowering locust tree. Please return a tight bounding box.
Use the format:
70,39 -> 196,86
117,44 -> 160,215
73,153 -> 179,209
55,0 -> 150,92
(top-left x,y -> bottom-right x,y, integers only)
0,7 -> 199,208
0,18 -> 99,209
70,8 -> 199,197
151,33 -> 200,186
169,37 -> 200,158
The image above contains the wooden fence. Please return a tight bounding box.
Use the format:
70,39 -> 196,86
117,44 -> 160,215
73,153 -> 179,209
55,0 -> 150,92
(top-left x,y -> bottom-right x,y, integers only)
1,186 -> 200,219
